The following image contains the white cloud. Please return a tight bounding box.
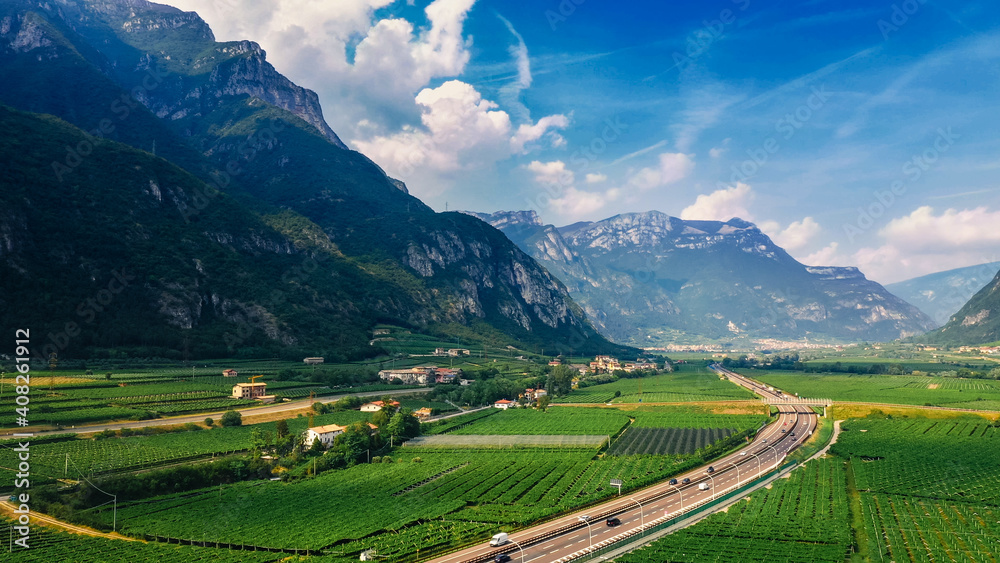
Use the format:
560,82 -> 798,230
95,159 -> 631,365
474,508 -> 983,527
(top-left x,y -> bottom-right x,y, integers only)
585,173 -> 608,184
842,206 -> 1000,283
680,183 -> 754,221
709,138 -> 731,158
762,217 -> 822,251
550,187 -> 622,218
353,81 -> 568,190
627,152 -> 695,191
526,160 -> 574,187
804,242 -> 847,267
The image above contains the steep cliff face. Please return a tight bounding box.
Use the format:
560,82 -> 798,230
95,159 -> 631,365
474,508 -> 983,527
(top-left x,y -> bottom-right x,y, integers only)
475,210 -> 937,345
886,261 -> 1000,326
0,0 -> 621,356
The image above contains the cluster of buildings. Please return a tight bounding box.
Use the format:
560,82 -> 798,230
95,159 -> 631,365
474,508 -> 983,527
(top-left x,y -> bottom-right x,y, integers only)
433,348 -> 471,357
588,356 -> 657,374
493,387 -> 549,410
378,366 -> 462,384
303,422 -> 379,449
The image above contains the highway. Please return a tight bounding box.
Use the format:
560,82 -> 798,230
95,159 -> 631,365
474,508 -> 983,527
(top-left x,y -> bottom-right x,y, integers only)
426,365 -> 819,563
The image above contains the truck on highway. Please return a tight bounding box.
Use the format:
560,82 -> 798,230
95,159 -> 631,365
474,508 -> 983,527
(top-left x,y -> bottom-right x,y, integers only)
489,532 -> 508,547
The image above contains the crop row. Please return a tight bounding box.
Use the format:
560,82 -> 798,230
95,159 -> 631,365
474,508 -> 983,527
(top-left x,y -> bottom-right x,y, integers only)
449,408 -> 629,436
555,369 -> 755,404
616,458 -> 851,563
607,427 -> 735,456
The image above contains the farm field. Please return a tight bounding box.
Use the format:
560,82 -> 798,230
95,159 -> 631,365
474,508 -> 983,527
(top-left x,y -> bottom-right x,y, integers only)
616,457 -> 851,563
78,404 -> 752,561
833,418 -> 1000,563
0,411 -> 372,477
555,366 -> 756,404
606,427 -> 737,456
447,407 -> 630,435
403,434 -> 607,448
749,370 -> 1000,409
0,519 -> 282,563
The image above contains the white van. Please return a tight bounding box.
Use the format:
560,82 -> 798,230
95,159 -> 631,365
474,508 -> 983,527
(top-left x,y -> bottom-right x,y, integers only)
698,482 -> 710,491
490,532 -> 508,546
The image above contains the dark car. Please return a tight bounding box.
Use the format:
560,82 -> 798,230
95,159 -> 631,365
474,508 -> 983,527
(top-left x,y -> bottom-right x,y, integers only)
668,478 -> 678,485
495,555 -> 511,563
781,429 -> 786,433
606,517 -> 621,527
682,478 -> 691,484
707,466 -> 715,473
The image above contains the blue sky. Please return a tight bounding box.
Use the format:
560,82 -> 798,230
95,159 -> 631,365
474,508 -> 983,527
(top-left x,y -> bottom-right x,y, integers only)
162,0 -> 1000,284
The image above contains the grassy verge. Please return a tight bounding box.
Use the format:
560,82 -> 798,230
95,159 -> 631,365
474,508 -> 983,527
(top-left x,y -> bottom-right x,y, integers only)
830,402 -> 999,421
787,414 -> 834,463
845,458 -> 870,562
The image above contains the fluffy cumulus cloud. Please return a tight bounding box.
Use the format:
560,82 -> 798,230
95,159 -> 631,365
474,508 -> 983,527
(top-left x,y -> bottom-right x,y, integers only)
847,206 -> 1000,283
165,0 -> 566,198
680,183 -> 754,221
585,173 -> 608,184
760,217 -> 822,251
627,153 -> 695,191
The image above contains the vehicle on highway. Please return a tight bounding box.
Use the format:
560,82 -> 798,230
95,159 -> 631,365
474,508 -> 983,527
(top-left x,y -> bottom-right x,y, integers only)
682,478 -> 690,484
606,517 -> 621,527
707,466 -> 715,473
495,555 -> 511,563
489,532 -> 508,547
698,482 -> 710,490
739,451 -> 746,456
668,478 -> 678,485
781,429 -> 786,433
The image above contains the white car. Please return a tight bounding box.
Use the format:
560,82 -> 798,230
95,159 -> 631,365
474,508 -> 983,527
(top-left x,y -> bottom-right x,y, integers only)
739,452 -> 747,456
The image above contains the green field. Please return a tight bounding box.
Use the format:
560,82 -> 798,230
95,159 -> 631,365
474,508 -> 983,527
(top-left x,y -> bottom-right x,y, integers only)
555,366 -> 756,404
748,369 -> 1000,409
0,411 -> 372,478
617,457 -> 851,562
447,408 -> 630,435
607,427 -> 738,456
833,418 -> 1000,562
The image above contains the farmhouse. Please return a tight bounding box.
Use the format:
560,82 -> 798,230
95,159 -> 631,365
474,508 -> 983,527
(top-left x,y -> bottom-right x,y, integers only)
414,407 -> 434,419
232,382 -> 268,400
448,348 -> 470,357
360,400 -> 400,412
435,367 -> 461,383
590,355 -> 622,373
303,424 -> 346,448
303,357 -> 324,365
222,369 -> 238,377
494,399 -> 515,410
378,366 -> 436,384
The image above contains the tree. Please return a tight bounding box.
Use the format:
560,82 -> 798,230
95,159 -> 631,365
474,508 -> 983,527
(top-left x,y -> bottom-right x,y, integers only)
220,410 -> 242,427
276,419 -> 289,439
536,395 -> 551,410
204,417 -> 214,427
546,365 -> 575,396
386,408 -> 421,439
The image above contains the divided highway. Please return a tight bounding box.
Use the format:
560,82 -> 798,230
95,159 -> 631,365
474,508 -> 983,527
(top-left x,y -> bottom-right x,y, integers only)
427,365 -> 819,563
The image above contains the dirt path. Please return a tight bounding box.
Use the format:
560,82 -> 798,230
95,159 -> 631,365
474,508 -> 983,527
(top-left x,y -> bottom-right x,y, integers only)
0,500 -> 137,542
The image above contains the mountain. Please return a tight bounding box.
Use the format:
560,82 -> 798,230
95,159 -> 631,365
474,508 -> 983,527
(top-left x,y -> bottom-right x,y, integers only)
0,0 -> 625,359
885,262 -> 1000,327
468,210 -> 937,345
922,269 -> 1000,345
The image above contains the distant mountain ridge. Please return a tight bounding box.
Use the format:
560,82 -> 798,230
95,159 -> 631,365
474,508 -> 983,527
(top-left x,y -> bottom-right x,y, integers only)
0,0 -> 626,358
922,268 -> 1000,345
886,262 -> 1000,326
467,210 -> 937,345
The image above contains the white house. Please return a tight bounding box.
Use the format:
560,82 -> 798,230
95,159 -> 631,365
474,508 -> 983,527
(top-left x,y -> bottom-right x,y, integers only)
494,399 -> 515,410
360,400 -> 400,412
303,424 -> 346,449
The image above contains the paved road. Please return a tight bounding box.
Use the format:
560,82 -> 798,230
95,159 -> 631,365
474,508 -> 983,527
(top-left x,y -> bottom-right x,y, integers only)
426,365 -> 818,563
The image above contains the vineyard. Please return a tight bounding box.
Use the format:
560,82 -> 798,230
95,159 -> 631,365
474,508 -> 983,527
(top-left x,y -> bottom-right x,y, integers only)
606,427 -> 737,456
0,411 -> 372,477
555,368 -> 756,404
833,417 -> 1000,562
751,370 -> 1000,409
402,434 -> 607,449
616,458 -> 851,562
0,519 -> 282,563
447,407 -> 630,435
95,449 -> 703,555
629,406 -> 767,430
